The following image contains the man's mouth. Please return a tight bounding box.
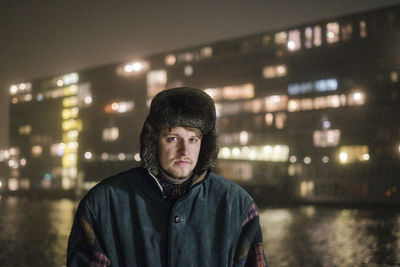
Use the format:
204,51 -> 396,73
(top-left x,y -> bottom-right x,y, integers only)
174,159 -> 191,165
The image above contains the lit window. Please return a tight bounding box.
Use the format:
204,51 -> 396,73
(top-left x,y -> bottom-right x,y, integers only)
263,66 -> 275,79
265,113 -> 273,126
177,52 -> 194,62
65,142 -> 78,153
314,25 -> 322,46
314,79 -> 337,92
146,70 -> 167,98
348,91 -> 365,106
9,82 -> 32,95
304,27 -> 313,48
62,119 -> 82,131
63,96 -> 78,107
102,127 -> 119,142
300,181 -> 314,197
8,178 -> 19,191
219,132 -> 254,146
338,145 -> 368,164
62,107 -> 79,119
275,31 -> 287,45
341,23 -> 353,40
327,22 -> 340,43
165,54 -> 176,66
325,95 -> 341,108
275,112 -> 287,129
390,71 -> 398,82
313,129 -> 341,147
263,65 -> 287,79
264,95 -> 287,112
304,157 -> 311,164
222,84 -> 254,100
288,99 -> 300,112
288,29 -> 301,51
184,65 -> 193,76
276,65 -> 287,77
360,20 -> 367,38
218,144 -> 289,162
63,130 -> 79,142
84,151 -> 93,160
24,94 -> 32,102
19,125 -> 32,135
32,145 -> 43,157
200,46 -> 212,58
62,73 -> 79,85
77,83 -> 93,107
63,153 -> 77,167
244,98 -> 263,113
105,101 -> 134,113
205,84 -> 254,101
300,98 -> 313,110
51,143 -> 66,156
239,131 -> 249,145
117,60 -> 150,76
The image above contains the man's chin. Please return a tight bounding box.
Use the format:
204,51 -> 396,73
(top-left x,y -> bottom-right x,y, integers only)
165,169 -> 193,179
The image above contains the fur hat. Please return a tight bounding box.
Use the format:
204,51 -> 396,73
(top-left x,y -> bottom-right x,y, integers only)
140,87 -> 219,177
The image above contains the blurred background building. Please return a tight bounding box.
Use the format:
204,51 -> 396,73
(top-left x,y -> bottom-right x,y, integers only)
2,4 -> 400,203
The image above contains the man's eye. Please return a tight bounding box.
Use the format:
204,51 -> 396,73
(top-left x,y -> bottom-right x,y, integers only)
167,137 -> 178,142
190,138 -> 199,143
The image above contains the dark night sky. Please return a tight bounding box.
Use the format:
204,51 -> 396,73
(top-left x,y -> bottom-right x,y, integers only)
2,0 -> 400,148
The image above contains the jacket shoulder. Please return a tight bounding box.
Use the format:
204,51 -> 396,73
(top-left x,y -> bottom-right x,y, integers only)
206,172 -> 254,202
80,167 -> 146,204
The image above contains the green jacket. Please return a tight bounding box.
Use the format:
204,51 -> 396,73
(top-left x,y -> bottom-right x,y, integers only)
67,167 -> 268,266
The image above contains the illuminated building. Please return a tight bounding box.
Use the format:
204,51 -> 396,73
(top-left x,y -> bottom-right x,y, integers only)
7,5 -> 400,202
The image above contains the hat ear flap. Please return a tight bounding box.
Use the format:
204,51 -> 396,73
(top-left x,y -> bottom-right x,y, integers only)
140,120 -> 160,176
194,129 -> 219,175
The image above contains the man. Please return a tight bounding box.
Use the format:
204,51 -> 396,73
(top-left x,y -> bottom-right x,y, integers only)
67,87 -> 268,266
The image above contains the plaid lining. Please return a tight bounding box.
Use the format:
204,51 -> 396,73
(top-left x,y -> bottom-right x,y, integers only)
242,203 -> 259,226
90,251 -> 111,267
254,242 -> 266,267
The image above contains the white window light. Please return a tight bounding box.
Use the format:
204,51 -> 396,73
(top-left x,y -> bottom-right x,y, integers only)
165,54 -> 176,66
9,82 -> 32,95
63,73 -> 79,85
105,101 -> 134,113
118,61 -> 150,76
84,151 -> 93,160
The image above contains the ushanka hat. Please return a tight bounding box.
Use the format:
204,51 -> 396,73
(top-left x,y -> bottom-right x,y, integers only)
140,87 -> 219,177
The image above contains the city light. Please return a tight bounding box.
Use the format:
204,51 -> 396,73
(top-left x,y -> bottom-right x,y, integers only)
165,54 -> 176,65
134,153 -> 141,161
118,61 -> 150,76
84,96 -> 93,104
84,152 -> 93,160
339,152 -> 348,163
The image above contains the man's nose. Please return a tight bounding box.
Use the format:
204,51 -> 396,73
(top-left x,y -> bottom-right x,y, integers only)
178,140 -> 189,155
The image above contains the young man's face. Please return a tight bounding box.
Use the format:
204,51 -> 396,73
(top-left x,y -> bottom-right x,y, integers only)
157,127 -> 202,179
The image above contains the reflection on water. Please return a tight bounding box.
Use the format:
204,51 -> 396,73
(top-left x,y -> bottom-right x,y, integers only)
0,196 -> 75,267
260,206 -> 400,266
0,196 -> 399,266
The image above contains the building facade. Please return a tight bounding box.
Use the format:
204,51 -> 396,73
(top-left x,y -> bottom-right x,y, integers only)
4,5 -> 400,202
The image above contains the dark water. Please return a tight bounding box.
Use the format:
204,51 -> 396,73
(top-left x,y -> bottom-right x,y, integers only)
0,196 -> 399,267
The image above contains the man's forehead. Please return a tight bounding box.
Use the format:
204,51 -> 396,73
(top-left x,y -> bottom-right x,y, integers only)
160,127 -> 202,137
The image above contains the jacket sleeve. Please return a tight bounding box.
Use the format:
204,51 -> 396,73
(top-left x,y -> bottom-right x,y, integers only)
234,202 -> 269,267
67,200 -> 111,267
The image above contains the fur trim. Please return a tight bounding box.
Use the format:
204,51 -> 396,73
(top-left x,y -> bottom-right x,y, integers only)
140,87 -> 219,177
